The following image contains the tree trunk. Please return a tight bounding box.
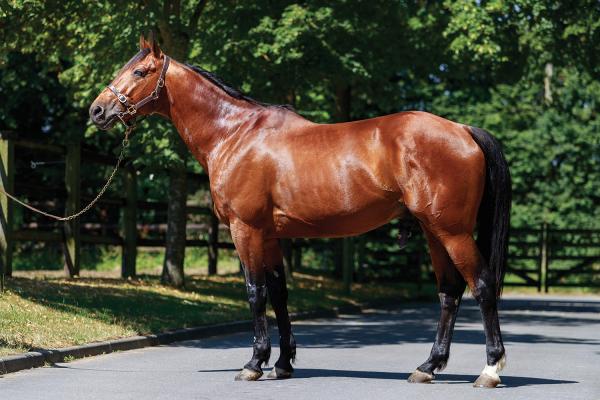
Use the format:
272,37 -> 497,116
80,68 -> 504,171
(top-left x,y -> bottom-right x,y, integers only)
161,137 -> 188,287
156,6 -> 198,287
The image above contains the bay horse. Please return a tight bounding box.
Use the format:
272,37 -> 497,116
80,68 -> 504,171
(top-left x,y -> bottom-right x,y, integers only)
90,35 -> 511,388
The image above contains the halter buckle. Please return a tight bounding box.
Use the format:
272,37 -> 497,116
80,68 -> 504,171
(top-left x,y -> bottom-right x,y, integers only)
117,94 -> 127,104
157,78 -> 164,88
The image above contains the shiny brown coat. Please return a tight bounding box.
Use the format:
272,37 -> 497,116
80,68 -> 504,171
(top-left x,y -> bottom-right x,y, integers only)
90,37 -> 511,386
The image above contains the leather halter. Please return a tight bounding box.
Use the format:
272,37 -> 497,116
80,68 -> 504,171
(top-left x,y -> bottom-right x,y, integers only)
108,55 -> 170,127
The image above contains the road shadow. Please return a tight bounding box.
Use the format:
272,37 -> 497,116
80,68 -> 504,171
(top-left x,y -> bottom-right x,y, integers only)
171,297 -> 600,351
194,367 -> 577,387
50,364 -> 578,388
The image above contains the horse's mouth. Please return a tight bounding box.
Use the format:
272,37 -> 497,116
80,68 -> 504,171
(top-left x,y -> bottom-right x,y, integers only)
97,115 -> 119,131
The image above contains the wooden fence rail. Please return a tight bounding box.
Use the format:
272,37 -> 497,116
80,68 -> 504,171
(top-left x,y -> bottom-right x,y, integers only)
505,224 -> 600,291
0,131 -> 231,280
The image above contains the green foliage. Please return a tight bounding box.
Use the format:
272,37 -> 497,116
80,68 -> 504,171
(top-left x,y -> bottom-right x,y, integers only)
430,66 -> 600,227
0,0 -> 598,245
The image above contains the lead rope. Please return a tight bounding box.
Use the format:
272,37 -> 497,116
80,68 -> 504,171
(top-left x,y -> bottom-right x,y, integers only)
0,125 -> 133,221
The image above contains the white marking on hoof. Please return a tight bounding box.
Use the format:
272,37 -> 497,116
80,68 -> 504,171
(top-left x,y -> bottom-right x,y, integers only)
481,364 -> 500,381
267,367 -> 293,379
234,368 -> 263,381
407,369 -> 434,383
473,356 -> 506,388
482,353 -> 507,380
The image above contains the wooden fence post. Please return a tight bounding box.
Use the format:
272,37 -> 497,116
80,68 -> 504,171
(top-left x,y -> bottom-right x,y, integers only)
207,210 -> 219,275
292,239 -> 302,272
334,239 -> 343,277
342,237 -> 354,294
281,239 -> 293,280
63,140 -> 81,277
356,235 -> 366,282
536,225 -> 543,292
541,223 -> 549,293
121,167 -> 137,278
0,134 -> 14,289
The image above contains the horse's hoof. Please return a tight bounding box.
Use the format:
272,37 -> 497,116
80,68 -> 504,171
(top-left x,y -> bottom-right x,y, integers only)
234,368 -> 263,381
407,369 -> 434,383
473,357 -> 504,388
267,367 -> 293,379
473,373 -> 501,388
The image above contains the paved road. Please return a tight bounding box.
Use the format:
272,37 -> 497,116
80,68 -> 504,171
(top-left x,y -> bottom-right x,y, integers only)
2,294 -> 599,400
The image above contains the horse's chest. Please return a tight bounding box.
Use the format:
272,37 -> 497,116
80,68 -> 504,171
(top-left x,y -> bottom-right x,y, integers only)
209,173 -> 270,226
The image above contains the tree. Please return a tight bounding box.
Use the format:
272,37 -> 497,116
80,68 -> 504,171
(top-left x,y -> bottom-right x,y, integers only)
1,0 -> 212,286
1,0 -> 598,284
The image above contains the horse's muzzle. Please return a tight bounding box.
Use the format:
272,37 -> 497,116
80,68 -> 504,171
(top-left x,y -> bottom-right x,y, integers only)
89,102 -> 119,130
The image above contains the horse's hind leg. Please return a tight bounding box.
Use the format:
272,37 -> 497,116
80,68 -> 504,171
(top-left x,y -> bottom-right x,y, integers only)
437,232 -> 506,388
408,225 -> 466,384
263,239 -> 296,379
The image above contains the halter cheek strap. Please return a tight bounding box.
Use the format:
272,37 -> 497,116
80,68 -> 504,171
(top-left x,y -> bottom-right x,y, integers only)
108,55 -> 170,127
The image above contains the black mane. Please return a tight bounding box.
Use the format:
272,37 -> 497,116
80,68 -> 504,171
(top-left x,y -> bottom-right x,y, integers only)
185,64 -> 294,111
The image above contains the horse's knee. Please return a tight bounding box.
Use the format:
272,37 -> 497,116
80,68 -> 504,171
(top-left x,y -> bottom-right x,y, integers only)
247,283 -> 268,314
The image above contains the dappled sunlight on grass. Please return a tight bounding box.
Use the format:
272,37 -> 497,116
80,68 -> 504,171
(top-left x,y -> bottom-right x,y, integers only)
0,271 -> 425,358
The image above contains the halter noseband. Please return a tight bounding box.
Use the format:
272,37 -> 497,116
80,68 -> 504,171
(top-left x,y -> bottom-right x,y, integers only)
108,55 -> 171,127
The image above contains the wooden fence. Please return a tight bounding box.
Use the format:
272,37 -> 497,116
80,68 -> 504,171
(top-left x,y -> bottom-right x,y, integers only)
0,131 -> 237,284
505,225 -> 600,291
0,131 -> 598,293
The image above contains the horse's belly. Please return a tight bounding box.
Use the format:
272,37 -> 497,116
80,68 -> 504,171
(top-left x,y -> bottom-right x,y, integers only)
271,200 -> 406,238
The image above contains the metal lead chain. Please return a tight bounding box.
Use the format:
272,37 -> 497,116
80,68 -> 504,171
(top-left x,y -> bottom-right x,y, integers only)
0,126 -> 133,221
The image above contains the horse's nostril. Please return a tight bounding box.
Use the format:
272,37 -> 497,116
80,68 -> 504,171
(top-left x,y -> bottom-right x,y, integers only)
92,105 -> 105,121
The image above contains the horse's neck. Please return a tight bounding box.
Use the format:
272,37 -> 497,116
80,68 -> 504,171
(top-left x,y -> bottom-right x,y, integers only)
162,61 -> 263,171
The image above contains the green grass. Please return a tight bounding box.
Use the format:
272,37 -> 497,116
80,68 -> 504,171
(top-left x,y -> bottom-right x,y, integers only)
14,244 -> 242,274
0,271 -> 429,357
85,246 -> 242,274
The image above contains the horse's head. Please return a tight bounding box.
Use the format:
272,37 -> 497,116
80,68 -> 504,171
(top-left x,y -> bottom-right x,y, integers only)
89,33 -> 170,130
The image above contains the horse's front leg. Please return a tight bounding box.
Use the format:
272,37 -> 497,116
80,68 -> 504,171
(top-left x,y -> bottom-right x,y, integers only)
263,239 -> 296,379
231,221 -> 271,381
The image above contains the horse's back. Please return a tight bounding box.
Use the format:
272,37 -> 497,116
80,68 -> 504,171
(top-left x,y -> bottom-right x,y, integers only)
265,111 -> 484,237
211,109 -> 485,238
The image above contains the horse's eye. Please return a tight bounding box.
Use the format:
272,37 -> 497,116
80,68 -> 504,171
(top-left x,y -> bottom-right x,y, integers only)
133,69 -> 145,77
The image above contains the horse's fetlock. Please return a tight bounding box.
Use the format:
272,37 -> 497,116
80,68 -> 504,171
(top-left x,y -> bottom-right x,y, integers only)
279,334 -> 296,362
430,349 -> 449,365
253,337 -> 271,364
487,345 -> 505,365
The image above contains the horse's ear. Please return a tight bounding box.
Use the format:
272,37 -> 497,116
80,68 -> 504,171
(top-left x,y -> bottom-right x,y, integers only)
148,31 -> 163,57
139,33 -> 149,50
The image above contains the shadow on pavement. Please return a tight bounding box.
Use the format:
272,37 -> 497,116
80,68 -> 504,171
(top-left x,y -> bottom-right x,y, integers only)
172,297 -> 600,351
194,368 -> 577,387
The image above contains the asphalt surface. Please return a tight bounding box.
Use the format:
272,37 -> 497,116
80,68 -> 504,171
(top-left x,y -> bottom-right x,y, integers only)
2,294 -> 599,400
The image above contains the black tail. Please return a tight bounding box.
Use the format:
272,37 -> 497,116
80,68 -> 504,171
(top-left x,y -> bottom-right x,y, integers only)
469,126 -> 511,297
